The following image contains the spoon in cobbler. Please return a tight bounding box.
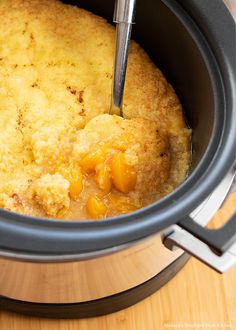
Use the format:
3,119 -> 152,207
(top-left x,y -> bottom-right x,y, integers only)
110,0 -> 136,117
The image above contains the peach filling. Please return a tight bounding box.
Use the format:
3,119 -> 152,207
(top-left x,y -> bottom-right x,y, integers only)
56,164 -> 83,201
55,139 -> 138,219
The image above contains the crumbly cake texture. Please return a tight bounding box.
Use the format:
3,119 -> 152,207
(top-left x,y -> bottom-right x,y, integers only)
0,0 -> 191,219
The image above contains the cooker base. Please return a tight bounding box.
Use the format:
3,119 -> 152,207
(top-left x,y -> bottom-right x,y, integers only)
0,253 -> 189,319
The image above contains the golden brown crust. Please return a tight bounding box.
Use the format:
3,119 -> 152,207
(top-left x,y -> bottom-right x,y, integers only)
0,0 -> 191,219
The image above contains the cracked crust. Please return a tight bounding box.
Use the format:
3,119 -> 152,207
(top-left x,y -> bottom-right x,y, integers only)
0,0 -> 191,219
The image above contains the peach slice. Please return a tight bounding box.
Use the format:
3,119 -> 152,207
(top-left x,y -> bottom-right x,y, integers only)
86,196 -> 107,219
111,152 -> 137,193
93,163 -> 112,194
79,147 -> 106,173
56,165 -> 83,201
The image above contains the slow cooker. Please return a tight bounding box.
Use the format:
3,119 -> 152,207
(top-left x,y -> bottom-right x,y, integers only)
0,0 -> 235,319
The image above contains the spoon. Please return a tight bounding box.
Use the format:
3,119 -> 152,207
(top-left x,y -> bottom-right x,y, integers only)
110,0 -> 136,117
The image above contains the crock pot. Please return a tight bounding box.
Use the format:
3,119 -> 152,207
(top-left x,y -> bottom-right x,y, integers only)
0,0 -> 235,319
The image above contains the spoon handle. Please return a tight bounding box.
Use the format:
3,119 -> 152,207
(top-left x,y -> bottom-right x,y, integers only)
110,0 -> 136,117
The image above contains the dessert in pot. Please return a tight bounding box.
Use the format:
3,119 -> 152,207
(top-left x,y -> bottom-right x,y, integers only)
0,0 -> 191,220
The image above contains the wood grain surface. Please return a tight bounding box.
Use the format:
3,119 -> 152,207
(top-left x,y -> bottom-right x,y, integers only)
0,1 -> 235,329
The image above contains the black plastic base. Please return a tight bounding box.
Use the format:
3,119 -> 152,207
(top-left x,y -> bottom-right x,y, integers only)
0,253 -> 189,319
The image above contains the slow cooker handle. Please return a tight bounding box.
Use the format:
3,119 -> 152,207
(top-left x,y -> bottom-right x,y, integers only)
164,188 -> 236,273
178,171 -> 236,256
178,212 -> 236,256
163,221 -> 236,273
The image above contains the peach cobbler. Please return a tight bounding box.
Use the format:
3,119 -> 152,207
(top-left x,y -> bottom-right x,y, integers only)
0,0 -> 191,219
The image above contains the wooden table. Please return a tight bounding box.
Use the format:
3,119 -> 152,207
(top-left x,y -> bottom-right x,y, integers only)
0,1 -> 235,329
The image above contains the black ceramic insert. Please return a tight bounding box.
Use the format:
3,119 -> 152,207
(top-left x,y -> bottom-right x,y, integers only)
0,0 -> 235,256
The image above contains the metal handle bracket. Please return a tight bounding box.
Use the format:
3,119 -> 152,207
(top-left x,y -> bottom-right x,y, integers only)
164,229 -> 236,273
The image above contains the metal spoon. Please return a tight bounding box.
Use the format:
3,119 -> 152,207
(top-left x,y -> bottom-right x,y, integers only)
110,0 -> 136,117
